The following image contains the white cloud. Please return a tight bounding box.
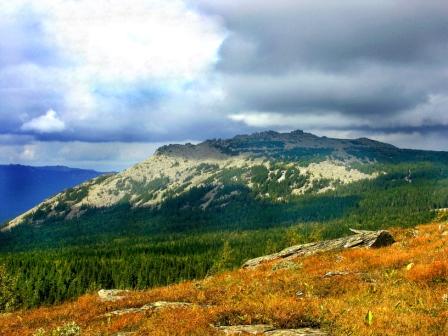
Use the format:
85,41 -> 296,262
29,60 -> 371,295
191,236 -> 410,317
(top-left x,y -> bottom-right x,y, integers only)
21,144 -> 36,160
388,94 -> 448,127
0,139 -> 193,171
0,0 -> 228,143
21,109 -> 66,133
32,0 -> 225,82
228,111 -> 367,129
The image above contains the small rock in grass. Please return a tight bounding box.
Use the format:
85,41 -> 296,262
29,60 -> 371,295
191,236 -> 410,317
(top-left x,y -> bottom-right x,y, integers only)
216,324 -> 275,334
98,289 -> 128,302
323,271 -> 349,278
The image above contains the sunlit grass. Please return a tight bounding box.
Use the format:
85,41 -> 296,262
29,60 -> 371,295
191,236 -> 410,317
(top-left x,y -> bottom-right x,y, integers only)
1,221 -> 447,335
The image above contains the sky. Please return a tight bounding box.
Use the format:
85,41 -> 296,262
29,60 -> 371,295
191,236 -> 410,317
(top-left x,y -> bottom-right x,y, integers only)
1,0 -> 448,171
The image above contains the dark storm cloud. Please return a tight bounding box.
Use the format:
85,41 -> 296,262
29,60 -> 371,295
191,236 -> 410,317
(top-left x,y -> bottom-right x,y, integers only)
317,124 -> 448,136
194,0 -> 448,136
222,69 -> 428,115
198,0 -> 448,72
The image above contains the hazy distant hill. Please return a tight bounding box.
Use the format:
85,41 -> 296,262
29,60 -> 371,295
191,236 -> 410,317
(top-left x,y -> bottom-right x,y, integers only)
0,165 -> 105,223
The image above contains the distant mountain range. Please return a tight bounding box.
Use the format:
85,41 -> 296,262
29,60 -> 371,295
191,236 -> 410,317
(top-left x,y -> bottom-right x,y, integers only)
0,165 -> 105,223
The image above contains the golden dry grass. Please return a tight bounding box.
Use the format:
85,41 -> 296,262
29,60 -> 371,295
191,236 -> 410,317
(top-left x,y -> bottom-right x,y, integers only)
0,222 -> 447,335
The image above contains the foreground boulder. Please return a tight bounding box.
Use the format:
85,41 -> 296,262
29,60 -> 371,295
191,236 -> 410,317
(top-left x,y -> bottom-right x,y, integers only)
243,229 -> 395,268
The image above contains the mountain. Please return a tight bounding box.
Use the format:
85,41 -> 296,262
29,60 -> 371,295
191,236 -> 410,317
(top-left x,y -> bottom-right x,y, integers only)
1,130 -> 448,310
0,164 -> 106,224
3,130 -> 447,232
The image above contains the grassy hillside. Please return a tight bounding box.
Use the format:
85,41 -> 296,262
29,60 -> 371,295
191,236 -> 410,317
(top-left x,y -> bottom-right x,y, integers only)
0,219 -> 447,335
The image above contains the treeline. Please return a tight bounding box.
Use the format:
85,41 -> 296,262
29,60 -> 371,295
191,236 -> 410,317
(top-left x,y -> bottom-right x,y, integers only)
0,226 -> 318,309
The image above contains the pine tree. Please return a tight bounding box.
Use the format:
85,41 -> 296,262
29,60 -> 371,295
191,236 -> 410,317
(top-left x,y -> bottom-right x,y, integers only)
209,241 -> 234,275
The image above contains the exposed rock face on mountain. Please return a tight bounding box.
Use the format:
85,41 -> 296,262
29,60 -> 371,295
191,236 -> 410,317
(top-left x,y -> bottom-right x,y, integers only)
242,229 -> 395,268
2,129 -> 440,231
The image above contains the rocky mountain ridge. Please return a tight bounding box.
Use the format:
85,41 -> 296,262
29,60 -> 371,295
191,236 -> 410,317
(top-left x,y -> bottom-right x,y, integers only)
2,130 -> 385,231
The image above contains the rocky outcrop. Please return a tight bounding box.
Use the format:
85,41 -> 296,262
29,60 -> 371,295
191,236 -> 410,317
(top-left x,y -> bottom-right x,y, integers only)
243,229 -> 395,268
216,325 -> 327,335
98,289 -> 128,302
103,301 -> 193,317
